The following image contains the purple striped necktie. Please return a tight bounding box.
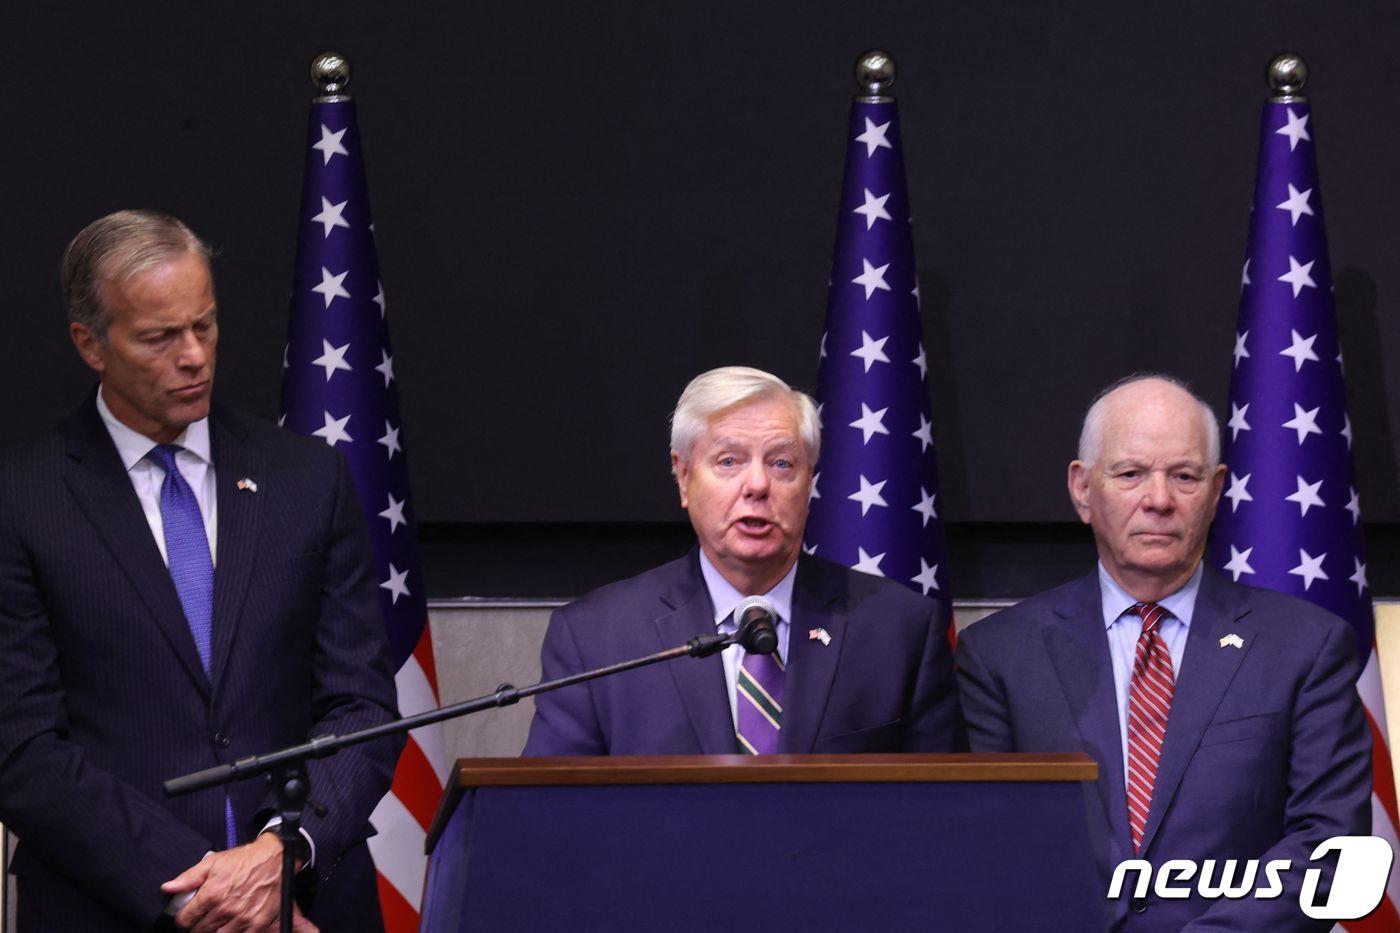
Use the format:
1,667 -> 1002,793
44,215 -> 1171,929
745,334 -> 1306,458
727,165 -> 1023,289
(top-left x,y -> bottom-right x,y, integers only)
1125,601 -> 1175,854
148,444 -> 237,849
736,645 -> 785,756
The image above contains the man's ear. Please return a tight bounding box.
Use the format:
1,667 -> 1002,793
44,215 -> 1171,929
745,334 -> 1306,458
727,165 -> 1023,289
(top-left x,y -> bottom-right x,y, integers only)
671,451 -> 690,509
1067,460 -> 1093,524
69,322 -> 106,375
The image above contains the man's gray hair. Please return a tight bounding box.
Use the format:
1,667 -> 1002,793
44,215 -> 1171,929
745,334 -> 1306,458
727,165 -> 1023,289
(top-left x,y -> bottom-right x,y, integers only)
60,210 -> 213,339
1077,373 -> 1221,468
670,366 -> 821,466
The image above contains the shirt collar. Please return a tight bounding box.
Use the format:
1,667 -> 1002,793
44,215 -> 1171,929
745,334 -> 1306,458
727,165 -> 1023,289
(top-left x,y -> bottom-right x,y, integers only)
698,549 -> 797,629
1098,560 -> 1203,630
96,385 -> 212,472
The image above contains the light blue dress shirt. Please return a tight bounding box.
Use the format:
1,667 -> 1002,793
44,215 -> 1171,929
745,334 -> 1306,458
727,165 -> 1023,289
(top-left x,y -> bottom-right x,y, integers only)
1100,561 -> 1202,775
698,550 -> 794,730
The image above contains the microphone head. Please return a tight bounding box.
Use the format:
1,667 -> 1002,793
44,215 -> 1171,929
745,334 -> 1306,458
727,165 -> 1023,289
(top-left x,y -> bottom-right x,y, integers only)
734,595 -> 779,655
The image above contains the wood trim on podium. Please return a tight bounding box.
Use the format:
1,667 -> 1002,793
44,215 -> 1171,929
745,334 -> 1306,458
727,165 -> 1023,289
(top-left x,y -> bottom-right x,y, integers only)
425,753 -> 1097,853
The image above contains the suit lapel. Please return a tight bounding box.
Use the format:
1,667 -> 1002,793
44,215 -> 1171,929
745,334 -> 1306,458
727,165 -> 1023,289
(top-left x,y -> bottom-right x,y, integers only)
1137,569 -> 1253,856
61,397 -> 210,697
652,553 -> 735,754
780,557 -> 846,754
1043,574 -> 1131,861
207,409 -> 265,693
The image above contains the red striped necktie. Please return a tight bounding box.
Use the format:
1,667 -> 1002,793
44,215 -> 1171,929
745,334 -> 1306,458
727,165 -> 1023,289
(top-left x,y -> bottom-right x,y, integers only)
1125,601 -> 1174,854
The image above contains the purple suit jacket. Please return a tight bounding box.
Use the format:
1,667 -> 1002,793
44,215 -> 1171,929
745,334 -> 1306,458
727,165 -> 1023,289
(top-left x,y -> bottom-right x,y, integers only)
956,568 -> 1370,932
524,550 -> 964,755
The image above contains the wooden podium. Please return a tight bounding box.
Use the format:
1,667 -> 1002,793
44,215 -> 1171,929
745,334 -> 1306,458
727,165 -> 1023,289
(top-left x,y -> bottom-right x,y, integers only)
421,754 -> 1102,932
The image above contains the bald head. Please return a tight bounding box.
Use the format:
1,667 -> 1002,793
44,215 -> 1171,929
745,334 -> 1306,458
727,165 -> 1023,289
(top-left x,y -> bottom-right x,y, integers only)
1078,375 -> 1220,470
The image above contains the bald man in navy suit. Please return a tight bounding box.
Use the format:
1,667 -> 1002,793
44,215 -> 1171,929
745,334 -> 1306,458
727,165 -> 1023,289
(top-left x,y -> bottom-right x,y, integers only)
0,211 -> 401,931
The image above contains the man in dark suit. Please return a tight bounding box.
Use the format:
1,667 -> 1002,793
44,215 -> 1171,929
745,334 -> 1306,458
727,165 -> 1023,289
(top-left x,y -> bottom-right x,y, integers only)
524,366 -> 962,756
956,374 -> 1370,931
0,211 -> 402,931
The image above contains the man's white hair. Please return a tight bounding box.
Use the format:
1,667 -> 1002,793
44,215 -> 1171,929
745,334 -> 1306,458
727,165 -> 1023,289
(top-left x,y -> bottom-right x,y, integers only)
1077,373 -> 1221,468
670,366 -> 821,467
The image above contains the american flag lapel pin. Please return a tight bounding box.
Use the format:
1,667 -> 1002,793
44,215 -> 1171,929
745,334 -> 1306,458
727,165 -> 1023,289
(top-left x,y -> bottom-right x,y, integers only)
808,627 -> 832,646
236,477 -> 259,493
1219,633 -> 1244,649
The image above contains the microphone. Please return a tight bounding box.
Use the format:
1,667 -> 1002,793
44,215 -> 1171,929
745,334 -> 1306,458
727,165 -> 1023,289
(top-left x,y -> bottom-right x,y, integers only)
734,595 -> 779,655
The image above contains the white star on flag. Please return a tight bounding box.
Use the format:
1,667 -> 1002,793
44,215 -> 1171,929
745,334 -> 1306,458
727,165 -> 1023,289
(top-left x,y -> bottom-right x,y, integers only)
1233,331 -> 1250,369
911,282 -> 921,308
312,266 -> 351,308
1279,329 -> 1319,372
378,420 -> 403,459
379,493 -> 407,534
911,558 -> 940,595
802,543 -> 818,555
374,349 -> 395,387
912,487 -> 937,526
311,339 -> 352,381
1282,403 -> 1323,445
851,547 -> 886,577
1275,108 -> 1311,151
851,259 -> 892,299
372,281 -> 386,318
849,403 -> 890,444
912,345 -> 927,379
850,330 -> 890,372
1277,255 -> 1316,298
1224,472 -> 1253,512
282,344 -> 290,370
912,415 -> 933,453
809,472 -> 821,501
1287,548 -> 1328,591
848,475 -> 888,516
1350,558 -> 1369,596
380,563 -> 410,604
1284,475 -> 1325,517
855,117 -> 893,157
1240,257 -> 1252,290
312,124 -> 349,164
852,188 -> 892,229
312,411 -> 353,447
819,332 -> 828,360
1346,487 -> 1361,526
1228,402 -> 1251,441
1340,413 -> 1352,450
1275,184 -> 1314,226
1223,545 -> 1255,581
312,197 -> 351,238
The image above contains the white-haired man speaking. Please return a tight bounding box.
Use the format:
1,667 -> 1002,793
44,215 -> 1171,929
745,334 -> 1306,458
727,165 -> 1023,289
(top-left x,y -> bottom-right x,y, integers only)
524,366 -> 964,755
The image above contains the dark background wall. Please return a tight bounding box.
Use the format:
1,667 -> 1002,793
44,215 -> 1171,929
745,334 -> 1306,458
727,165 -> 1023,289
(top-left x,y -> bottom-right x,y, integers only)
4,2 -> 1398,595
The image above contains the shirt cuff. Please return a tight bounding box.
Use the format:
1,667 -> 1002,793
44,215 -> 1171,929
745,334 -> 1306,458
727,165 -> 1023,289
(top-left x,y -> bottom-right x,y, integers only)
260,817 -> 317,871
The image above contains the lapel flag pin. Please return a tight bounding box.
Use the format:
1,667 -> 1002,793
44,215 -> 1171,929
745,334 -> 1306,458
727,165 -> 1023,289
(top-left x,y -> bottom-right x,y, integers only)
1219,633 -> 1244,649
236,478 -> 259,493
809,627 -> 832,646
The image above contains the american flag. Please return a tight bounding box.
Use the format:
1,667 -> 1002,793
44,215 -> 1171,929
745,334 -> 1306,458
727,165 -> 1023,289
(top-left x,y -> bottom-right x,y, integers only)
1209,76 -> 1399,927
279,80 -> 448,932
804,65 -> 952,614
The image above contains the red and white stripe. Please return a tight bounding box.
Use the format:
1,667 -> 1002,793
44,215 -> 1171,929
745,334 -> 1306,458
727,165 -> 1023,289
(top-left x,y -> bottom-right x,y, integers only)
1343,646 -> 1400,931
368,622 -> 450,932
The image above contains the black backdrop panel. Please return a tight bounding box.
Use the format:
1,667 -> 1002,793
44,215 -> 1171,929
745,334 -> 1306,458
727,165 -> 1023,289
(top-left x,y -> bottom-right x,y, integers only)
3,2 -> 1399,526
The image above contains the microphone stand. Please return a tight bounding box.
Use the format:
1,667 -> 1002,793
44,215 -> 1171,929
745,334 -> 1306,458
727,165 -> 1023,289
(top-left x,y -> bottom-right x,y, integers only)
165,619 -> 774,933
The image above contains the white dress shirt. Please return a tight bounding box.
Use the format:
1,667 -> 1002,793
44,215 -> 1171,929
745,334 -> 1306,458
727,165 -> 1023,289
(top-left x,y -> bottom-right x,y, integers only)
697,550 -> 795,730
95,388 -> 217,566
1099,561 -> 1202,775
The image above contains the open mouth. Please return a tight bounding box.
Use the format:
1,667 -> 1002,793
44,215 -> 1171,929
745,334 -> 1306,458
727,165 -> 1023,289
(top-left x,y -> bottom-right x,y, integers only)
736,518 -> 773,532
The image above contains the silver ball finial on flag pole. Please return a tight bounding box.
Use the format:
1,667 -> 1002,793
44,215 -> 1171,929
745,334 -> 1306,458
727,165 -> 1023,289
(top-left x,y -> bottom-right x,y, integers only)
1267,52 -> 1308,103
311,52 -> 352,102
855,49 -> 896,103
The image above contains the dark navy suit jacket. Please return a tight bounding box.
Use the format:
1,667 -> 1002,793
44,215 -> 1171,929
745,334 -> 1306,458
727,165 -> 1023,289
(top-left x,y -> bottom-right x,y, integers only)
524,550 -> 964,755
0,396 -> 402,931
956,568 -> 1370,932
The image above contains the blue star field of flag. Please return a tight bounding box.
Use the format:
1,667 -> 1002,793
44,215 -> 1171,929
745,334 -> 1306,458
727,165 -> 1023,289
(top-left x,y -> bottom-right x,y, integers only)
1210,99 -> 1372,652
280,102 -> 428,669
803,97 -> 951,610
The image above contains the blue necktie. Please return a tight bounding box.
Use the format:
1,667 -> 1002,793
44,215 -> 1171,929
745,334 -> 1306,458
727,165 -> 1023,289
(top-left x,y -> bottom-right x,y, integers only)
147,444 -> 236,849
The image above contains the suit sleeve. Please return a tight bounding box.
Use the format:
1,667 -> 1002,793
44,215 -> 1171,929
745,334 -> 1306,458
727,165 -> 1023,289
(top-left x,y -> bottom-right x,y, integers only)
0,489 -> 211,926
955,623 -> 1016,753
522,606 -> 608,755
288,453 -> 404,888
901,601 -> 968,752
1182,619 -> 1371,933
